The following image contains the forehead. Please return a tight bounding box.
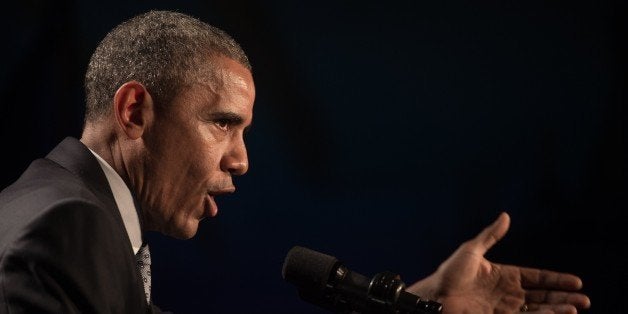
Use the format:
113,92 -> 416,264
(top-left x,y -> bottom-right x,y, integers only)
175,56 -> 255,116
193,55 -> 253,88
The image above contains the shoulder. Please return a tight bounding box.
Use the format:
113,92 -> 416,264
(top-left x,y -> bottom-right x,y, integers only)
0,137 -> 125,251
0,158 -> 131,271
0,198 -> 144,313
0,160 -> 113,247
1,197 -> 129,265
0,138 -> 147,313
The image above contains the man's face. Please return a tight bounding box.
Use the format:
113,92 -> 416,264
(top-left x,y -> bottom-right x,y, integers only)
138,56 -> 255,239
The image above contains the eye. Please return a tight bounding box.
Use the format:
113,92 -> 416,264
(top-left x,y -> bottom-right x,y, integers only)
215,119 -> 230,131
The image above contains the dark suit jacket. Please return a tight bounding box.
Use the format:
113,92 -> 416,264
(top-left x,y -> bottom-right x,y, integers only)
0,137 -> 161,313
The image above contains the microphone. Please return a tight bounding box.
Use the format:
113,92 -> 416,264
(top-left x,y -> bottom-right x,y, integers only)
281,246 -> 442,314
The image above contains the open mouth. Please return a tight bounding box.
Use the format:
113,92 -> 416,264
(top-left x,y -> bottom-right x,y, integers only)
204,194 -> 218,218
203,187 -> 236,219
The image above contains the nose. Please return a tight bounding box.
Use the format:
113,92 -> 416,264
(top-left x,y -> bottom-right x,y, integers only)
221,136 -> 249,176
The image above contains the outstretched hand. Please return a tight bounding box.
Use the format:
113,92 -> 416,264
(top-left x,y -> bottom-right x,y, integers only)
406,212 -> 591,314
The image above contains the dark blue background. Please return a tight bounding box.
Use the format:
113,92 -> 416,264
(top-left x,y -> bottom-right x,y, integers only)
1,1 -> 625,313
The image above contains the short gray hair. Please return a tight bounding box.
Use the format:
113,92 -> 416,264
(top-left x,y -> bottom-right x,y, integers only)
84,10 -> 251,122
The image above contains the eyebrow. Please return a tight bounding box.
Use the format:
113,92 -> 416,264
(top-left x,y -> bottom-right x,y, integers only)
208,111 -> 243,123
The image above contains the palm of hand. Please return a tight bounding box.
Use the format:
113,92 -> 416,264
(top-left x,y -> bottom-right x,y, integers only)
430,246 -> 526,314
407,213 -> 590,314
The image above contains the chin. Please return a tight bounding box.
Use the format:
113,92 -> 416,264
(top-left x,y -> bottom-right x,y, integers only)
163,219 -> 200,239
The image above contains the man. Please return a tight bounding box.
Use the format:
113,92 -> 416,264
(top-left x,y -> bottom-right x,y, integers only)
0,10 -> 590,313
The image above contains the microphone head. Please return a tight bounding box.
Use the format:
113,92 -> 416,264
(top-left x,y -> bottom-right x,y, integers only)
281,246 -> 339,291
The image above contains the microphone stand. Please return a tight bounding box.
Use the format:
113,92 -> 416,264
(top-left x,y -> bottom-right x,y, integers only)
298,267 -> 442,314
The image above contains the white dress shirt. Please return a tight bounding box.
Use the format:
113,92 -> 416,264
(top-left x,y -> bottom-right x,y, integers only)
89,149 -> 142,255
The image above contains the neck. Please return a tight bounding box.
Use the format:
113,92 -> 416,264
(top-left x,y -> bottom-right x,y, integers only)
81,120 -> 130,185
81,120 -> 150,233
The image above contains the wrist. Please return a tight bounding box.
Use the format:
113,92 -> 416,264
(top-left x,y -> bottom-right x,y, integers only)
405,275 -> 441,302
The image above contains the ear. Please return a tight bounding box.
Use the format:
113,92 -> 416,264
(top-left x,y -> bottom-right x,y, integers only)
113,81 -> 154,139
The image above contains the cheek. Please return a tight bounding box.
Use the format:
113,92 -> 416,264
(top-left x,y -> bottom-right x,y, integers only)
193,143 -> 223,172
165,147 -> 222,198
162,136 -> 217,177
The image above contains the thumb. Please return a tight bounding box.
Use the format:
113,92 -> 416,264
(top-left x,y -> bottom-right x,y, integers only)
472,212 -> 510,255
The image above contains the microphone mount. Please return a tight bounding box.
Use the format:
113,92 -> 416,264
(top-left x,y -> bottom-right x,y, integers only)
282,246 -> 442,314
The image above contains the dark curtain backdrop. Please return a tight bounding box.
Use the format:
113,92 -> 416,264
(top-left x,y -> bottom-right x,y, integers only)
1,1 -> 625,313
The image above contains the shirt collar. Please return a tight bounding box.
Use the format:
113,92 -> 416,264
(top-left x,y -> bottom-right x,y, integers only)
89,149 -> 143,254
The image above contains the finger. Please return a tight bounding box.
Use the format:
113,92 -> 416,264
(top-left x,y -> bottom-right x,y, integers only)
520,268 -> 583,290
526,303 -> 579,314
471,211 -> 510,255
523,310 -> 553,314
526,290 -> 591,309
